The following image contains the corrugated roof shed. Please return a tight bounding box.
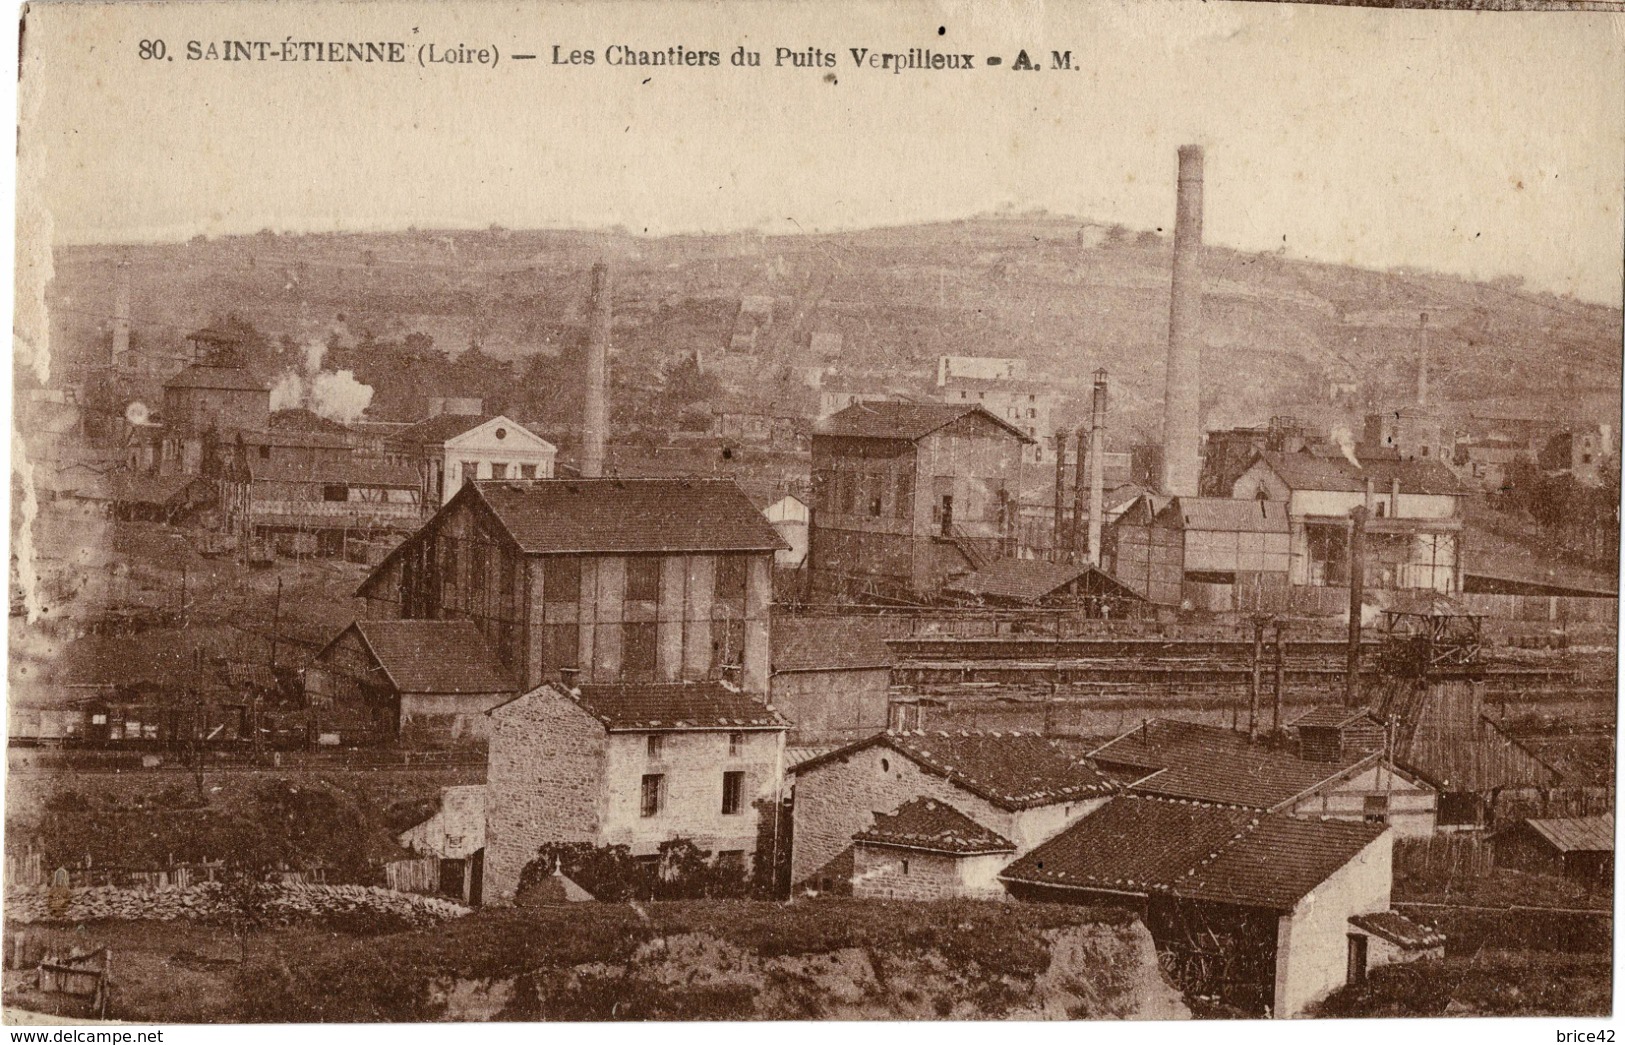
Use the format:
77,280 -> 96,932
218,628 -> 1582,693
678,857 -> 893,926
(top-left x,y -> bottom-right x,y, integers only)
1090,718 -> 1380,811
565,681 -> 788,731
855,798 -> 1015,855
474,478 -> 789,555
797,730 -> 1118,810
351,620 -> 515,695
1526,815 -> 1613,854
1000,794 -> 1386,910
1163,497 -> 1290,533
817,402 -> 1034,444
772,617 -> 894,673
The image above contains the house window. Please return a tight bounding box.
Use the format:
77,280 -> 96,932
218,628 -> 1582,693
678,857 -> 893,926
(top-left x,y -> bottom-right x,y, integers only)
901,859 -> 910,875
717,619 -> 746,668
722,771 -> 745,815
91,713 -> 107,725
1363,795 -> 1390,824
462,461 -> 481,481
624,622 -> 657,682
258,445 -> 270,460
543,623 -> 579,675
627,557 -> 660,602
1420,447 -> 1429,457
543,557 -> 581,603
640,774 -> 664,817
519,463 -> 537,479
492,463 -> 508,480
728,731 -> 744,757
322,484 -> 348,502
647,734 -> 664,760
714,555 -> 748,604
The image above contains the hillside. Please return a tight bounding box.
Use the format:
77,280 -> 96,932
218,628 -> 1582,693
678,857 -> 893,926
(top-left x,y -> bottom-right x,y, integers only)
41,217 -> 1622,440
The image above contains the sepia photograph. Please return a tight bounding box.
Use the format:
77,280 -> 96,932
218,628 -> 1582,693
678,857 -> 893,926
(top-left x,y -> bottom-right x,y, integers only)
5,0 -> 1622,1029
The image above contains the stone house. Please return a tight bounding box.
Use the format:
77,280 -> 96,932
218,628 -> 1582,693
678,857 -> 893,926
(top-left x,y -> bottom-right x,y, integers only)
305,619 -> 515,746
769,617 -> 894,744
482,680 -> 789,904
355,478 -> 787,695
396,784 -> 488,905
809,402 -> 1032,601
390,413 -> 558,506
1090,718 -> 1437,838
850,797 -> 1015,901
1000,794 -> 1421,1017
789,730 -> 1118,890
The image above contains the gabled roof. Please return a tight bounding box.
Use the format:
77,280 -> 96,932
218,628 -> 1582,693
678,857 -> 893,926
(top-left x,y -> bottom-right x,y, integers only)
999,794 -> 1388,911
855,798 -> 1015,855
943,559 -> 1146,604
772,617 -> 894,674
817,402 -> 1035,444
472,478 -> 789,555
396,413 -> 554,448
1089,718 -> 1385,811
1161,497 -> 1289,534
1524,814 -> 1613,853
795,730 -> 1118,811
508,680 -> 788,732
1252,450 -> 1468,497
337,620 -> 515,695
1290,706 -> 1378,730
164,363 -> 270,393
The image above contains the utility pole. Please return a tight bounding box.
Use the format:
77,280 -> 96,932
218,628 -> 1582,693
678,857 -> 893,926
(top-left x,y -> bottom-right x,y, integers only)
1248,615 -> 1266,740
1346,505 -> 1368,708
270,577 -> 282,675
1272,618 -> 1288,736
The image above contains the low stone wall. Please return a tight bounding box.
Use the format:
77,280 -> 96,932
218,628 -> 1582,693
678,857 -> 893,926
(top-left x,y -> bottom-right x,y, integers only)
5,882 -> 470,927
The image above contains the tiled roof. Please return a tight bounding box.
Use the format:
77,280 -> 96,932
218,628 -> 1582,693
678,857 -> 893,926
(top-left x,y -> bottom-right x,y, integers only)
1163,497 -> 1289,534
855,798 -> 1015,855
943,559 -> 1144,604
565,681 -> 788,731
1000,795 -> 1387,911
472,478 -> 789,555
1089,718 -> 1380,811
1291,706 -> 1377,730
1525,814 -> 1613,853
817,402 -> 1034,444
395,413 -> 499,445
772,617 -> 894,673
1255,451 -> 1468,497
164,363 -> 270,392
350,620 -> 515,695
796,731 -> 1118,811
1350,911 -> 1446,950
269,408 -> 352,435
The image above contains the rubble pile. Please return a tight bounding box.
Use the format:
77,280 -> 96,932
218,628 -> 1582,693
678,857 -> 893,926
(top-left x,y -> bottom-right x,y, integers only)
5,882 -> 470,927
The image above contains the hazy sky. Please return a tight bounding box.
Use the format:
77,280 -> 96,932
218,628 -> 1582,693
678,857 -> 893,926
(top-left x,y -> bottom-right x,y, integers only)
20,0 -> 1625,302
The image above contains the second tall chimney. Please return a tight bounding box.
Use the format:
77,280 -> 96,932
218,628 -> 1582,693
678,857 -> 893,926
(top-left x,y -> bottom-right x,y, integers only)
112,259 -> 131,369
1160,145 -> 1205,498
1087,369 -> 1109,566
581,263 -> 612,478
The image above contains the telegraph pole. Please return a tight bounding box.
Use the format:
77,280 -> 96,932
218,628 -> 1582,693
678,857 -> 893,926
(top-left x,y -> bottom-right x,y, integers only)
1346,505 -> 1368,708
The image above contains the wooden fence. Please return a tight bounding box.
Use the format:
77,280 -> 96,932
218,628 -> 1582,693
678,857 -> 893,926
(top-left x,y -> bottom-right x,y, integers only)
384,857 -> 440,895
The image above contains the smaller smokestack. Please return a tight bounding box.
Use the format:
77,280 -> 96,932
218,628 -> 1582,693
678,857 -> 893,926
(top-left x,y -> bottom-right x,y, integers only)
1363,477 -> 1375,513
1071,428 -> 1088,562
582,263 -> 612,479
1052,432 -> 1068,563
1087,369 -> 1109,566
112,260 -> 131,369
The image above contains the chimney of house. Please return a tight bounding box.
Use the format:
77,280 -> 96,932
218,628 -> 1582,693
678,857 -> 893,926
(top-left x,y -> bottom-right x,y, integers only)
1363,476 -> 1375,513
559,666 -> 582,690
1087,369 -> 1109,566
1390,477 -> 1401,517
112,260 -> 131,369
582,263 -> 612,479
1160,145 -> 1205,497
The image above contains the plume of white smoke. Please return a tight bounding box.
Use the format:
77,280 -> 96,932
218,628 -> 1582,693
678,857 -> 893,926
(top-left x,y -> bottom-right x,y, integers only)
1330,424 -> 1360,469
269,338 -> 374,423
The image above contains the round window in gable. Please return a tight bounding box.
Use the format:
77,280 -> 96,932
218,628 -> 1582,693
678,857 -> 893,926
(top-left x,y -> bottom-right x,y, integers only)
495,428 -> 508,440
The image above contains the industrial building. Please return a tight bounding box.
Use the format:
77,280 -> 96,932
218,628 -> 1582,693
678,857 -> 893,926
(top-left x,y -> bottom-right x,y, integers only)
1106,495 -> 1292,609
809,402 -> 1032,602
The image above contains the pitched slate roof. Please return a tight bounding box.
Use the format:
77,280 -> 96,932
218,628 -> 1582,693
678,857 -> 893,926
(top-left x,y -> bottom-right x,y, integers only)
1525,814 -> 1613,853
1163,497 -> 1289,533
164,363 -> 270,392
796,731 -> 1118,811
855,798 -> 1015,855
943,559 -> 1145,604
1254,451 -> 1468,497
772,617 -> 894,673
817,402 -> 1034,444
1089,718 -> 1381,811
349,620 -> 515,695
1350,911 -> 1446,950
471,478 -> 788,555
999,795 -> 1387,911
564,681 -> 788,731
396,413 -> 500,445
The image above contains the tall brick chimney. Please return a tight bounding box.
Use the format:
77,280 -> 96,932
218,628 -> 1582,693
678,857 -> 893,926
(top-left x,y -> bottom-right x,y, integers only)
581,263 -> 612,478
1160,145 -> 1204,497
